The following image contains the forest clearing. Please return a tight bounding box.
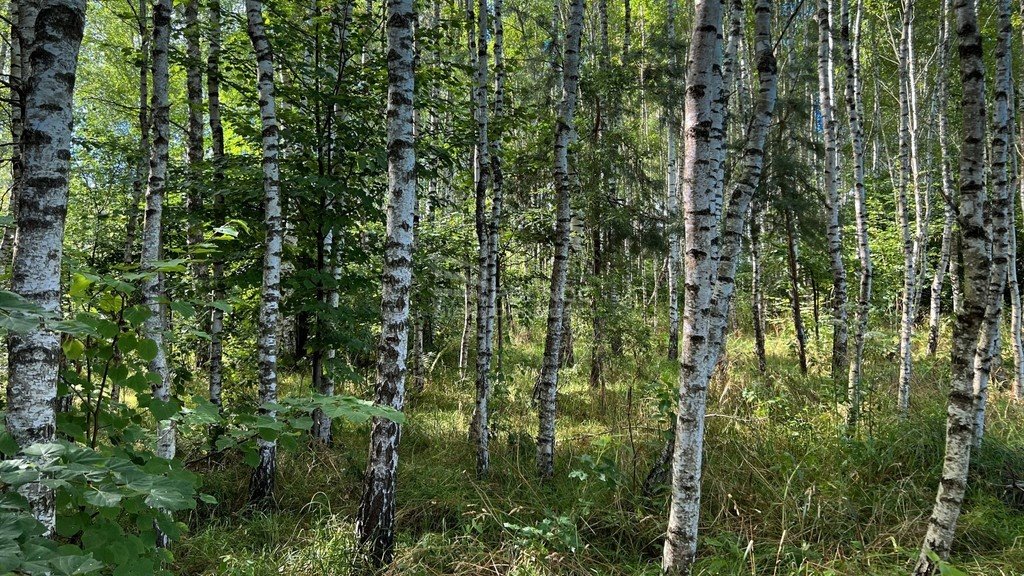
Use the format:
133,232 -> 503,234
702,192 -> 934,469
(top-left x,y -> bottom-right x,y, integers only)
0,0 -> 1022,574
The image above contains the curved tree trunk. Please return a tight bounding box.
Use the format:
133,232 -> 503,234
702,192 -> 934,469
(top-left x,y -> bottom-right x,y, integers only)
354,0 -> 415,563
5,0 -> 86,536
245,0 -> 284,508
536,0 -> 583,481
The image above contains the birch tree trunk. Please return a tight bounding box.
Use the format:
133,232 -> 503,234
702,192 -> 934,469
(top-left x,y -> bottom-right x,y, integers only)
185,0 -> 205,284
896,0 -> 919,416
840,0 -> 869,430
913,0 -> 989,570
469,0 -> 496,478
661,0 -> 723,572
245,0 -> 284,507
705,0 -> 777,379
141,0 -> 174,464
124,0 -> 148,266
971,0 -> 1012,447
355,0 -> 415,562
207,0 -> 226,422
750,201 -> 767,373
816,0 -> 847,382
785,207 -> 808,374
5,0 -> 86,536
666,0 -> 681,361
535,0 -> 583,481
927,0 -> 954,358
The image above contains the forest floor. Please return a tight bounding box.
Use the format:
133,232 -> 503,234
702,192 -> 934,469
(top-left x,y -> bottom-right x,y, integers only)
173,320 -> 1024,575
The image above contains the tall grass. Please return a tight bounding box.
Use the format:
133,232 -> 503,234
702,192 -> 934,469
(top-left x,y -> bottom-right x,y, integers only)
174,320 -> 1024,575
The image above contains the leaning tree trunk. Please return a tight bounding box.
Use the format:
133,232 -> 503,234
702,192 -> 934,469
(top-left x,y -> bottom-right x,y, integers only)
354,0 -> 415,564
142,0 -> 174,463
971,0 -> 1012,448
913,0 -> 990,571
5,0 -> 87,537
536,0 -> 583,481
840,0 -> 869,430
661,0 -> 723,573
245,0 -> 284,508
927,0 -> 955,358
817,0 -> 847,382
705,0 -> 777,382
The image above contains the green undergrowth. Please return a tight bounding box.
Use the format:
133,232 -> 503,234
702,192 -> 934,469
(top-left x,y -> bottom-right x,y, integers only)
173,322 -> 1024,575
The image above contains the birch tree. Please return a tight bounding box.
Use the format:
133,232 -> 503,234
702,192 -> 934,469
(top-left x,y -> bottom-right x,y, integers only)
535,0 -> 583,481
661,0 -> 723,572
913,0 -> 990,570
665,0 -> 681,361
971,0 -> 1012,447
207,0 -> 226,422
355,0 -> 415,562
5,0 -> 87,536
141,0 -> 174,463
816,0 -> 847,381
184,0 -> 205,282
245,0 -> 284,507
840,0 -> 868,429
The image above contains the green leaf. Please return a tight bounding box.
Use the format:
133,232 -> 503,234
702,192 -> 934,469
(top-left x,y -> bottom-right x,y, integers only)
69,274 -> 96,298
83,489 -> 122,508
137,338 -> 159,362
149,399 -> 180,422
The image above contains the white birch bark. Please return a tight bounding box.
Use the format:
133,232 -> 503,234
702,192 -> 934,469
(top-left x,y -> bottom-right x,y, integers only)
5,0 -> 86,536
666,0 -> 681,361
913,0 -> 989,570
470,0 -> 493,478
141,0 -> 174,462
841,0 -> 869,429
971,0 -> 1012,447
661,0 -> 723,572
896,0 -> 918,416
817,0 -> 847,381
185,0 -> 205,283
706,0 -> 777,379
245,0 -> 284,507
355,0 -> 415,563
208,0 -> 226,418
535,0 -> 583,481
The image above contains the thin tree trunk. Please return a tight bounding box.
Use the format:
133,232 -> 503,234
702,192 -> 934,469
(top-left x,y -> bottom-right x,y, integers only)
185,0 -> 205,284
5,0 -> 86,537
245,0 -> 284,508
470,0 -> 494,478
817,0 -> 847,382
751,202 -> 767,373
124,0 -> 148,266
705,0 -> 777,381
207,0 -> 226,436
142,0 -> 174,471
661,0 -> 723,572
971,0 -> 1012,447
913,0 -> 989,570
665,0 -> 681,361
785,208 -> 808,375
896,0 -> 919,416
312,230 -> 340,443
355,0 -> 415,563
536,0 -> 583,480
840,0 -> 868,430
